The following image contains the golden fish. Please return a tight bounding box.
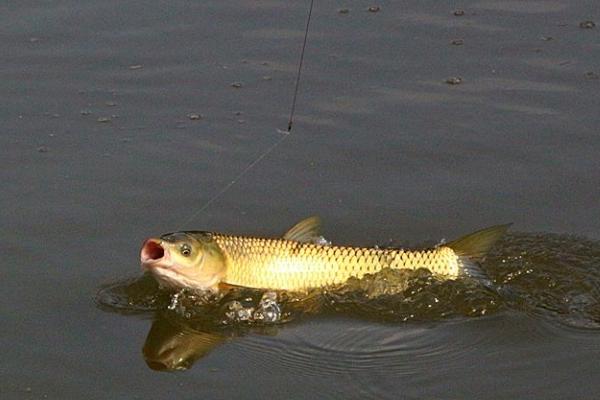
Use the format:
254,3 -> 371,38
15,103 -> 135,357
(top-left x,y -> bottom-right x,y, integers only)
140,217 -> 510,292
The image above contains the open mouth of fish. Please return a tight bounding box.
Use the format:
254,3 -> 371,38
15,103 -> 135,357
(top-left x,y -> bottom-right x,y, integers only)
140,239 -> 166,266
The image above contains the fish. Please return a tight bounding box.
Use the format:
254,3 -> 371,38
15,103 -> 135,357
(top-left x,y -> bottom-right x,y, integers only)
140,216 -> 510,292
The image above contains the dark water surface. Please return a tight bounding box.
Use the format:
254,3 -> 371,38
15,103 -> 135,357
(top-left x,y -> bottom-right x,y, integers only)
3,1 -> 600,399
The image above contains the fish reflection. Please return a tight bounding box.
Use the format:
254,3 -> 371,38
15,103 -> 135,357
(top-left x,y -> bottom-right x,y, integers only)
142,310 -> 289,371
143,314 -> 227,371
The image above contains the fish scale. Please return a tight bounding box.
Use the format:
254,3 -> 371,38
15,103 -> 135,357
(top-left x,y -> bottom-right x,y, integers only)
213,234 -> 461,291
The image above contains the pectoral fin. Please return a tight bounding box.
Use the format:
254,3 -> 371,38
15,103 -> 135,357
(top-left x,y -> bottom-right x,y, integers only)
283,216 -> 322,243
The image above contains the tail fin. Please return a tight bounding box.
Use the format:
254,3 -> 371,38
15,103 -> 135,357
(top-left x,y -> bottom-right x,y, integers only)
447,224 -> 512,281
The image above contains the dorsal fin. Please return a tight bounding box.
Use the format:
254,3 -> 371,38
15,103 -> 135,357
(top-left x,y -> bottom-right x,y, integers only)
283,216 -> 322,243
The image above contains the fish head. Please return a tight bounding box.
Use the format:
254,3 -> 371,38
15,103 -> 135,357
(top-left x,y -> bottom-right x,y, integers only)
140,231 -> 226,291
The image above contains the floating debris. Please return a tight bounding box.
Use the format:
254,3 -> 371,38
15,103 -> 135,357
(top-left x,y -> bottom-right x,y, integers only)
37,146 -> 48,153
231,82 -> 243,88
97,117 -> 111,123
128,64 -> 143,70
80,109 -> 92,116
584,71 -> 599,80
105,101 -> 117,107
540,36 -> 553,41
579,20 -> 596,29
29,37 -> 40,43
262,76 -> 272,81
367,6 -> 380,13
445,76 -> 463,85
453,10 -> 465,16
188,113 -> 202,120
338,8 -> 350,14
450,39 -> 464,46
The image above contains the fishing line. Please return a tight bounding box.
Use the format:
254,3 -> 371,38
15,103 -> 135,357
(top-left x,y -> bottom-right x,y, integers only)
178,0 -> 315,228
178,132 -> 289,229
287,0 -> 315,132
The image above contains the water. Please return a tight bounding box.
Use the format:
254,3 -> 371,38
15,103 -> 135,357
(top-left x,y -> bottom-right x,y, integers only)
2,0 -> 600,399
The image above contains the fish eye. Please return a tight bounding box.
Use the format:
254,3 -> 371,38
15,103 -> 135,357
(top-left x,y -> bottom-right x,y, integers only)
180,244 -> 192,257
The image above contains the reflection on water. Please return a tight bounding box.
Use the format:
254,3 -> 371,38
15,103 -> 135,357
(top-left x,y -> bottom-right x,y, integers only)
97,232 -> 600,371
143,315 -> 226,371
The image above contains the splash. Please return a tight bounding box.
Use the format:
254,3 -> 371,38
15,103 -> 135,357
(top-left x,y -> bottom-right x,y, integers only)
97,232 -> 600,329
223,292 -> 282,324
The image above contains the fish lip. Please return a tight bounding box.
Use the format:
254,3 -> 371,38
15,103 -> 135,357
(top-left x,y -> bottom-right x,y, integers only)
140,238 -> 170,269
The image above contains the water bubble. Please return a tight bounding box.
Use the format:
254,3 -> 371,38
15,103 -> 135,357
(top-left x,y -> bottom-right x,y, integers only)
313,236 -> 331,246
168,291 -> 183,310
253,292 -> 282,323
223,300 -> 253,322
